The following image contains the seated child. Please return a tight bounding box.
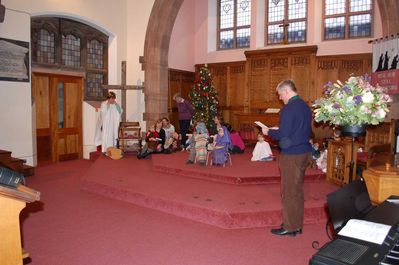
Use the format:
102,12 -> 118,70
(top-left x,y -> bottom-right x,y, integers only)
193,122 -> 209,166
227,124 -> 245,154
137,125 -> 162,159
211,126 -> 231,166
164,132 -> 182,153
251,133 -> 273,161
309,139 -> 321,168
316,149 -> 328,173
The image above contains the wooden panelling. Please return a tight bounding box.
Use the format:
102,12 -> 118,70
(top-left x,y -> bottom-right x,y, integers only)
32,75 -> 50,129
167,47 -> 371,140
168,69 -> 195,131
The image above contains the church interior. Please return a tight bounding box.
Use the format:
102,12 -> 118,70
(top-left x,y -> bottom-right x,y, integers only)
1,0 -> 399,264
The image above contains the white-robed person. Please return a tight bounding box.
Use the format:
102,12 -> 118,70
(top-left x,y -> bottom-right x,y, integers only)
95,91 -> 123,154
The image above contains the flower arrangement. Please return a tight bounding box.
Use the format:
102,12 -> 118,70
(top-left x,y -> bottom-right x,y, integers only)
313,75 -> 391,126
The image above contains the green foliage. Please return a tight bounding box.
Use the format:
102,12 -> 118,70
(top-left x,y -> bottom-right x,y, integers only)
189,65 -> 219,132
313,75 -> 391,126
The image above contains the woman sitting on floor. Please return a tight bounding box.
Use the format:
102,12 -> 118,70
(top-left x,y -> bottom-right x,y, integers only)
211,126 -> 231,166
137,119 -> 165,159
251,133 -> 273,161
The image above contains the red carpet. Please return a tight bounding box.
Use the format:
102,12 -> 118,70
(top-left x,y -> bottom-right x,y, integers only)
21,159 -> 336,265
80,151 -> 337,229
151,151 -> 324,184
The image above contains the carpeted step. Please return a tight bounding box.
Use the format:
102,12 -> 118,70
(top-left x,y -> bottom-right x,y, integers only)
80,155 -> 337,229
151,151 -> 324,185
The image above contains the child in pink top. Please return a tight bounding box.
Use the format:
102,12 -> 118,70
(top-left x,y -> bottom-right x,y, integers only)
227,125 -> 245,154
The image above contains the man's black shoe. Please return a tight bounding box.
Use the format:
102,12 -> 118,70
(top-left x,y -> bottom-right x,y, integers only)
270,227 -> 302,237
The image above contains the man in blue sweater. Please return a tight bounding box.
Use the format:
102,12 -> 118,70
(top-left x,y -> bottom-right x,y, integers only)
262,80 -> 312,237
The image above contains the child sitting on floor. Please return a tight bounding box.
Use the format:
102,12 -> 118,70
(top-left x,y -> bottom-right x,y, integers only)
227,124 -> 245,154
251,133 -> 273,161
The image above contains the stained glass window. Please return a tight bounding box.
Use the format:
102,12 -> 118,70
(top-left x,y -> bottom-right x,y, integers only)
62,34 -> 81,67
324,0 -> 372,40
37,29 -> 55,64
32,17 -> 109,101
87,39 -> 104,69
218,0 -> 251,50
86,73 -> 106,99
266,0 -> 307,45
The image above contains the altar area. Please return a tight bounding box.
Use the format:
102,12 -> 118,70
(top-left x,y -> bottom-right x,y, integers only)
81,151 -> 337,229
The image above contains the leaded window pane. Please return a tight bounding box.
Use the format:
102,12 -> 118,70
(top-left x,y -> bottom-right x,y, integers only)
266,0 -> 307,45
288,0 -> 306,20
323,0 -> 372,40
87,39 -> 104,69
268,24 -> 284,44
237,0 -> 251,27
86,73 -> 105,99
325,17 -> 345,39
218,0 -> 251,50
220,0 -> 235,29
268,0 -> 285,23
62,34 -> 81,67
325,0 -> 346,15
349,14 -> 371,37
219,30 -> 234,49
37,29 -> 55,64
350,0 -> 371,12
288,21 -> 306,43
237,28 -> 250,47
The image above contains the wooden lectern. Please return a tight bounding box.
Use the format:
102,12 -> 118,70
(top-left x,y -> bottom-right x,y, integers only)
0,184 -> 40,265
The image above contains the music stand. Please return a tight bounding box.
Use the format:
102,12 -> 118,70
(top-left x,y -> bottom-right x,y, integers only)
342,127 -> 366,183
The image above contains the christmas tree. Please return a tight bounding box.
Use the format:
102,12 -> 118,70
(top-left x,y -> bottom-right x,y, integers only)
189,65 -> 219,132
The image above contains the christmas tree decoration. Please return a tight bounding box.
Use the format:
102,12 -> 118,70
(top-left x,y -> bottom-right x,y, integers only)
189,65 -> 220,132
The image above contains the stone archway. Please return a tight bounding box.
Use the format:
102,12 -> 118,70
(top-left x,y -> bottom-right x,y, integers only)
143,0 -> 185,125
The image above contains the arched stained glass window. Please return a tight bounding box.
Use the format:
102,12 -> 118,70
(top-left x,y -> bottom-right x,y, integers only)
62,34 -> 81,67
37,29 -> 55,64
87,39 -> 104,69
266,0 -> 307,45
218,0 -> 251,50
32,17 -> 109,101
323,0 -> 372,40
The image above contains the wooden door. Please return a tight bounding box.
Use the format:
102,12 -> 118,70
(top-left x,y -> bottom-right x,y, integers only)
32,73 -> 83,163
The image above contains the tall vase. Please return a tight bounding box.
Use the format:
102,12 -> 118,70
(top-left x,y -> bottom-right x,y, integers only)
341,124 -> 366,137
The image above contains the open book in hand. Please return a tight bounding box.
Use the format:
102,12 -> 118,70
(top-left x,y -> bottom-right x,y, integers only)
254,121 -> 268,129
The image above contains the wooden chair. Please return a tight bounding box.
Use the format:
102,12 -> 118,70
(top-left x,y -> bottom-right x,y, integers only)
206,147 -> 232,167
117,122 -> 142,153
357,120 -> 396,174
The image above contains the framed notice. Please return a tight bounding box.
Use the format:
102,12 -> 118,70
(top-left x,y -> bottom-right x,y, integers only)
0,37 -> 29,82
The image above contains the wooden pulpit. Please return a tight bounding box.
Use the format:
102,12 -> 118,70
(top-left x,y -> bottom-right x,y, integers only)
0,184 -> 40,265
326,138 -> 360,185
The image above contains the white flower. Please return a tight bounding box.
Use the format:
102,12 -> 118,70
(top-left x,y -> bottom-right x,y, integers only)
362,92 -> 374,103
374,108 -> 386,119
348,76 -> 357,83
346,96 -> 353,104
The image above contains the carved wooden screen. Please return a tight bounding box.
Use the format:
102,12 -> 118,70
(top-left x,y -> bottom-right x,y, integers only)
326,138 -> 360,185
245,45 -> 317,111
190,47 -> 371,140
315,54 -> 372,101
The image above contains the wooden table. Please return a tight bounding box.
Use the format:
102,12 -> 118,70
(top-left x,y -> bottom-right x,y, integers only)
362,165 -> 399,204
